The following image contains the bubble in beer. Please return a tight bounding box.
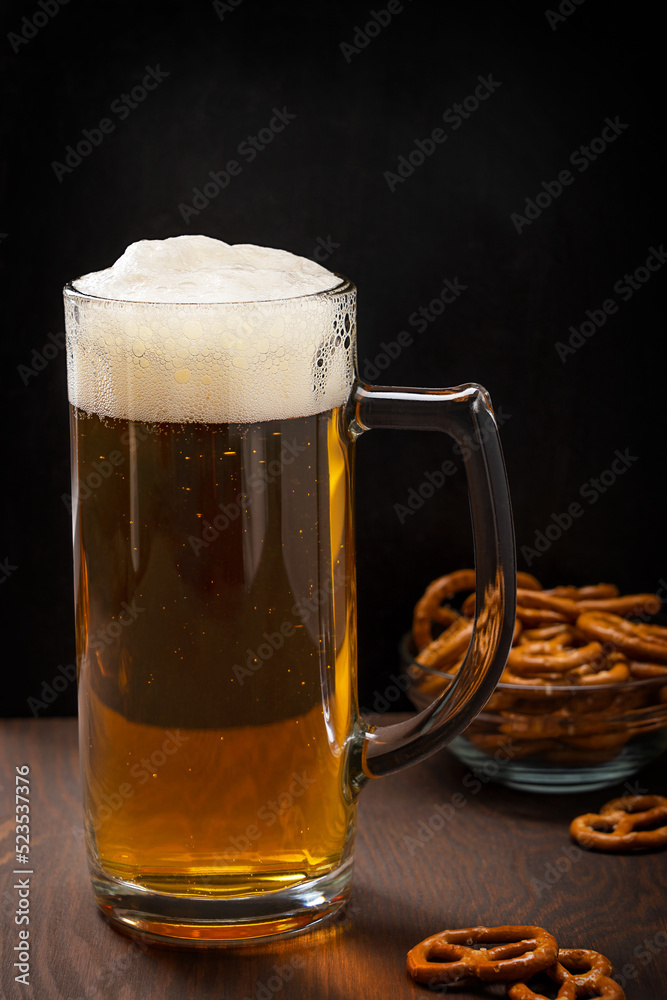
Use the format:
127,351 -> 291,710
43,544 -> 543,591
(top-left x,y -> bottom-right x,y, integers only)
65,236 -> 356,424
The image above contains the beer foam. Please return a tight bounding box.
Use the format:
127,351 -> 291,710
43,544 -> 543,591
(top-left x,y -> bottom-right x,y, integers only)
65,236 -> 356,423
72,236 -> 344,303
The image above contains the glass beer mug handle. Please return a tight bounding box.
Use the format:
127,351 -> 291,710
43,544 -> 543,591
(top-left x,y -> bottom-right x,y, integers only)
349,381 -> 516,781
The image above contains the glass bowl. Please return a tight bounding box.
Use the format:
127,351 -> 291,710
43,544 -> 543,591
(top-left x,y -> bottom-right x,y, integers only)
401,635 -> 667,793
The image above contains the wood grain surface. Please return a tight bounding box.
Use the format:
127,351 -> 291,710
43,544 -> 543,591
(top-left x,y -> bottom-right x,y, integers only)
1,716 -> 666,999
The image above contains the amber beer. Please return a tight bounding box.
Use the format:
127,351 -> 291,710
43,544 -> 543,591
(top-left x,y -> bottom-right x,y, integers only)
72,400 -> 357,895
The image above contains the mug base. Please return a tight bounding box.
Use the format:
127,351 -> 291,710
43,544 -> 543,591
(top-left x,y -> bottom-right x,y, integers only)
89,856 -> 355,947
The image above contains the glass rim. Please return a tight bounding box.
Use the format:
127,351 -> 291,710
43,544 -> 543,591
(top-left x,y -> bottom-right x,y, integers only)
62,273 -> 356,308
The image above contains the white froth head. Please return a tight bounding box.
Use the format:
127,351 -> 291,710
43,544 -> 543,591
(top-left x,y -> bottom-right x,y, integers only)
64,236 -> 356,424
72,235 -> 344,303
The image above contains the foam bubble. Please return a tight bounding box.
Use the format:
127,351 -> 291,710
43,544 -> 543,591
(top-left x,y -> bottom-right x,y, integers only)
65,236 -> 356,424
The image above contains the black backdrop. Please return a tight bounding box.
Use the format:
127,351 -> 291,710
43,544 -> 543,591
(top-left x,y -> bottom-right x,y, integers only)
1,0 -> 665,717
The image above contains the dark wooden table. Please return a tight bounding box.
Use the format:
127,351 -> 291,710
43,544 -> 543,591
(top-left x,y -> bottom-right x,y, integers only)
1,717 -> 666,999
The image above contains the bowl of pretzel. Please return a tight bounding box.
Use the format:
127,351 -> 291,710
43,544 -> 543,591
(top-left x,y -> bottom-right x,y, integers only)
404,570 -> 667,792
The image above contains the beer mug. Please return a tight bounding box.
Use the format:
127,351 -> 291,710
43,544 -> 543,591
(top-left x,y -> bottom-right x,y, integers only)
64,246 -> 515,946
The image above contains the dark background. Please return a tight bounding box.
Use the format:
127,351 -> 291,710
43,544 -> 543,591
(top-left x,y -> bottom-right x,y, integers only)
1,0 -> 664,717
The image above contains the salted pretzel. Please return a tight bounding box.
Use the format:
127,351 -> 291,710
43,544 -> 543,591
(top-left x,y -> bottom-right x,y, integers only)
515,590 -> 660,629
577,612 -> 667,664
412,569 -> 477,650
460,571 -> 543,617
628,661 -> 667,679
538,584 -> 658,622
500,668 -> 571,688
518,624 -> 578,643
543,584 -> 619,600
517,590 -> 580,622
418,616 -> 524,675
550,948 -> 624,999
575,593 -> 661,617
499,648 -> 630,691
570,794 -> 667,851
413,569 -> 543,649
573,652 -> 630,685
415,570 -> 541,649
406,924 -> 558,985
415,616 -> 473,670
508,947 -> 624,999
463,587 -> 576,627
507,641 -> 605,677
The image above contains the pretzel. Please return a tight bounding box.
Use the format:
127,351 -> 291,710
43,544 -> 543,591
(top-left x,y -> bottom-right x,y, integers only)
500,668 -> 571,687
543,584 -> 620,600
573,652 -> 630,685
516,590 -> 580,622
508,948 -> 624,999
459,581 -> 553,624
577,612 -> 667,664
576,593 -> 661,617
628,661 -> 667,679
415,616 -> 473,670
570,795 -> 667,851
406,925 -> 558,985
460,571 -> 543,616
601,793 -> 667,815
550,948 -> 624,999
507,641 -> 604,677
412,570 -> 476,650
518,624 -> 578,643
